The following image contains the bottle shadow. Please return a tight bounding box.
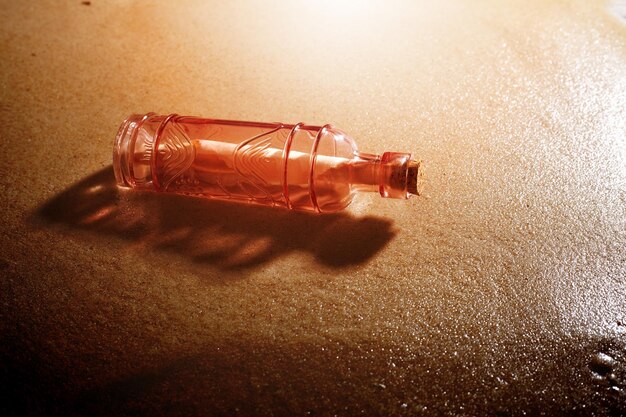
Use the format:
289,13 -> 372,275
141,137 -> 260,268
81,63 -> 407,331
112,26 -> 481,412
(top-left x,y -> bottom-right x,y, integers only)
33,167 -> 396,270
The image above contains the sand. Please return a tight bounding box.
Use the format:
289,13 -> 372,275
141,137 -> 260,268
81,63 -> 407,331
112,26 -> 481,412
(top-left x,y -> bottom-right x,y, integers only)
1,0 -> 625,415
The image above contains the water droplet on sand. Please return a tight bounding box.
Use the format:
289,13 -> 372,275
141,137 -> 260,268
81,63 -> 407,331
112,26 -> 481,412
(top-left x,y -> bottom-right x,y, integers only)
590,352 -> 617,377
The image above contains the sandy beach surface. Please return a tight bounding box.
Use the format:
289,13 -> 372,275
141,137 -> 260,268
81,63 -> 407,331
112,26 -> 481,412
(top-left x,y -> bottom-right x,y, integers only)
1,1 -> 625,415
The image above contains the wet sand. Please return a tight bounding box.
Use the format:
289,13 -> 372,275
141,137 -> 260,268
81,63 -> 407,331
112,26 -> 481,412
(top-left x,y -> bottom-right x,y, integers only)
1,0 -> 625,415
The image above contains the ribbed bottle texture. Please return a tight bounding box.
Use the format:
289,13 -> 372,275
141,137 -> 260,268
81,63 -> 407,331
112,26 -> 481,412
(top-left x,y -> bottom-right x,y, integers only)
113,114 -> 423,213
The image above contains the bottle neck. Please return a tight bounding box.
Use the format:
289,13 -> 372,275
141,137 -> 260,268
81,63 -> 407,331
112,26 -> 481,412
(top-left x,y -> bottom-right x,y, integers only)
349,151 -> 423,199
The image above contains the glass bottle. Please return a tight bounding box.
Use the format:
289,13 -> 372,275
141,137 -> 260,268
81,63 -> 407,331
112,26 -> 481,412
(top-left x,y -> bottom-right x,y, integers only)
113,113 -> 424,213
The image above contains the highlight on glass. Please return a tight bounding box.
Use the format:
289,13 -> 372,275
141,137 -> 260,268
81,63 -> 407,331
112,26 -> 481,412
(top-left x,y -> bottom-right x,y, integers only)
113,113 -> 425,213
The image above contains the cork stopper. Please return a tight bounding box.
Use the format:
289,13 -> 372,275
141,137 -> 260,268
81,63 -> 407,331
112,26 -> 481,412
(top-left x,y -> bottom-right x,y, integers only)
407,160 -> 424,196
377,152 -> 425,199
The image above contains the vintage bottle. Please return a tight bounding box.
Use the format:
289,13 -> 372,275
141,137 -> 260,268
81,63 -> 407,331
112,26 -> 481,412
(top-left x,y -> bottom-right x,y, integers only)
113,113 -> 424,213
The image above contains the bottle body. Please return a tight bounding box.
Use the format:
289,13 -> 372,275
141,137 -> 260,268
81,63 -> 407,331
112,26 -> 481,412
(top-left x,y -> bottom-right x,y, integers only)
113,114 -> 421,213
